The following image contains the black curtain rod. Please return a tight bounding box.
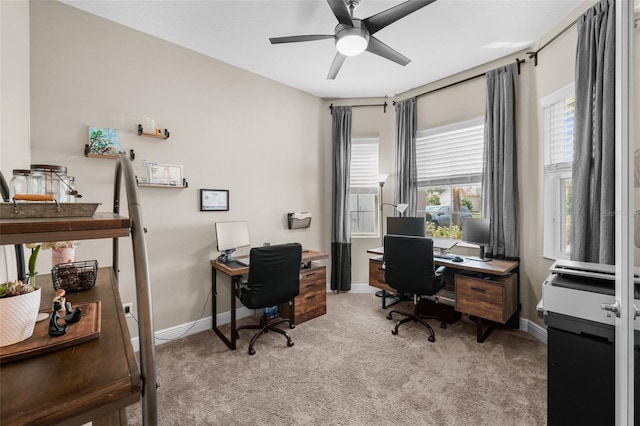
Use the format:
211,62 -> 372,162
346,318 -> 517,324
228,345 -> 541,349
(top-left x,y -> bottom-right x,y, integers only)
528,13 -> 640,65
392,57 -> 525,105
527,20 -> 577,66
329,101 -> 388,114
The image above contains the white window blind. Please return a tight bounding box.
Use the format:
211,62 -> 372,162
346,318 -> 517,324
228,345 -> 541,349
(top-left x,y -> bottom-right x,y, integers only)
350,138 -> 378,190
541,83 -> 575,172
416,118 -> 484,187
541,83 -> 575,260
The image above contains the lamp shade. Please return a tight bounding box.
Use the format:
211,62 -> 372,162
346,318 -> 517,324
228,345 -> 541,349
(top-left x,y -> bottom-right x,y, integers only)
377,173 -> 390,184
396,203 -> 409,214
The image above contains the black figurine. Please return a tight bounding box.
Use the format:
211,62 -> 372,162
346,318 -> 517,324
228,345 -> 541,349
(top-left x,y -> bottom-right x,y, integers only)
48,289 -> 82,337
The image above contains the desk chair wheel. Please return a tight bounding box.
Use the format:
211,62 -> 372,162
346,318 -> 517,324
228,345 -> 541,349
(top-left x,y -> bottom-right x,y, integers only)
248,347 -> 256,356
386,312 -> 393,320
428,335 -> 435,342
289,323 -> 295,329
287,340 -> 294,347
440,323 -> 447,329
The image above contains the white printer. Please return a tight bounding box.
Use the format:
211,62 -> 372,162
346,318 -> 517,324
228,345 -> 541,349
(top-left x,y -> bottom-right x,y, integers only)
539,259 -> 640,329
539,259 -> 640,425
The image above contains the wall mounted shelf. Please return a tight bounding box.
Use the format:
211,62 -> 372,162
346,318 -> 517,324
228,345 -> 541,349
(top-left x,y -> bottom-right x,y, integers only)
137,125 -> 169,139
136,178 -> 188,189
84,146 -> 135,160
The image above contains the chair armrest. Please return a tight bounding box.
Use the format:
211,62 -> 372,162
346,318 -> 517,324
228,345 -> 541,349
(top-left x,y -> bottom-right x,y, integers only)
435,265 -> 446,276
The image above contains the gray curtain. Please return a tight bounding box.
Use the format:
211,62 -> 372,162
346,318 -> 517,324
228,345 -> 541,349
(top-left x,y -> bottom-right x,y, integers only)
331,106 -> 352,291
394,97 -> 418,216
570,0 -> 615,264
482,63 -> 519,258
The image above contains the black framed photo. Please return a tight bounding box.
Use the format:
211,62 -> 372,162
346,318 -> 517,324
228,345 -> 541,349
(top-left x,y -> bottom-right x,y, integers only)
200,189 -> 229,211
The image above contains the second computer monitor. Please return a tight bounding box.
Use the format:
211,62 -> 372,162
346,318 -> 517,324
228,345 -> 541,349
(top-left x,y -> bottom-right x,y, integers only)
386,217 -> 425,237
462,217 -> 491,261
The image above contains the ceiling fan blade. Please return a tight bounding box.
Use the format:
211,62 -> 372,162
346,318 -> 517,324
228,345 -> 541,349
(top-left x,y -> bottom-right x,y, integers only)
270,35 -> 334,44
327,0 -> 353,26
363,0 -> 436,35
366,36 -> 410,66
327,52 -> 347,80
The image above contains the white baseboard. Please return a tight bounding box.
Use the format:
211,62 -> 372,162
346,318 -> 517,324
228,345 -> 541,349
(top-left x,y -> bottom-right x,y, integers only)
326,283 -> 377,293
130,306 -> 254,352
519,317 -> 548,345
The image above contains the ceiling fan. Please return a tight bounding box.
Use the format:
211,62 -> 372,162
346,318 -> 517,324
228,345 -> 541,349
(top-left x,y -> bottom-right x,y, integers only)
269,0 -> 436,80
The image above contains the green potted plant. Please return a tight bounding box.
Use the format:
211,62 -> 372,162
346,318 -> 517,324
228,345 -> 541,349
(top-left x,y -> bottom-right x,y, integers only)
0,245 -> 42,347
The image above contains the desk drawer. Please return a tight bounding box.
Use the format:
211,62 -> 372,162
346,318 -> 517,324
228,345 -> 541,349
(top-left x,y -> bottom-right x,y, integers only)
369,258 -> 393,293
455,273 -> 517,324
280,266 -> 326,325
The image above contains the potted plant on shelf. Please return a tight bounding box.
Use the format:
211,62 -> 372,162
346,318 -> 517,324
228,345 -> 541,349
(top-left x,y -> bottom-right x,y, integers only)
0,244 -> 42,347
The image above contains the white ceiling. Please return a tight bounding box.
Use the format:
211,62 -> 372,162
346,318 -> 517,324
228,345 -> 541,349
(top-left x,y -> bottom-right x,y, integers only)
60,0 -> 588,99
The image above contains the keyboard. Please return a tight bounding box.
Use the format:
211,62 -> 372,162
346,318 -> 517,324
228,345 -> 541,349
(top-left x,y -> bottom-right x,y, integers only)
433,253 -> 457,260
235,258 -> 250,266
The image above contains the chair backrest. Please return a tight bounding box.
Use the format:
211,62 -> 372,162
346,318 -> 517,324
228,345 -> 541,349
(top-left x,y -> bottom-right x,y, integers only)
241,243 -> 302,309
383,234 -> 444,296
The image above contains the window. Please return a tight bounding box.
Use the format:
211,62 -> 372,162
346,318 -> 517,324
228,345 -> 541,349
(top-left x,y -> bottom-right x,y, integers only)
349,138 -> 379,237
416,118 -> 484,239
541,83 -> 575,259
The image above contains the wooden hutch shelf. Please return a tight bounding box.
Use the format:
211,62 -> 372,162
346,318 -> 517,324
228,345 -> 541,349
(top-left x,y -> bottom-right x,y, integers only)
0,212 -> 131,245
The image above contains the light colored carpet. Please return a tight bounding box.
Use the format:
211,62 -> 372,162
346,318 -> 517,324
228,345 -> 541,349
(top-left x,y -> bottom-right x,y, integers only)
127,293 -> 547,425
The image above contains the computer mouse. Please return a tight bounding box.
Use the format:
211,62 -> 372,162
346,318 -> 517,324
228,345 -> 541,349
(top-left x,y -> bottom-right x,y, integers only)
452,256 -> 464,263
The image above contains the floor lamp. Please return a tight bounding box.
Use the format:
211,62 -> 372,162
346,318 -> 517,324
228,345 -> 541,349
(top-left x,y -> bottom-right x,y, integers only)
376,173 -> 408,306
377,174 -> 409,246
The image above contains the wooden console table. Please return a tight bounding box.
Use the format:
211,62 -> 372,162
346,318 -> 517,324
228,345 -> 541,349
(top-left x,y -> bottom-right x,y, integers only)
211,250 -> 328,350
367,247 -> 519,342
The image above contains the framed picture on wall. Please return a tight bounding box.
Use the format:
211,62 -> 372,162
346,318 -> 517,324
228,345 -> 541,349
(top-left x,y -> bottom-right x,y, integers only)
200,189 -> 229,211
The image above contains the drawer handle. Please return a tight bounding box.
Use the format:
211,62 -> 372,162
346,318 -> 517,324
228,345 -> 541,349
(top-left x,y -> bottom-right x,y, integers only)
471,287 -> 486,293
306,294 -> 316,300
306,272 -> 316,277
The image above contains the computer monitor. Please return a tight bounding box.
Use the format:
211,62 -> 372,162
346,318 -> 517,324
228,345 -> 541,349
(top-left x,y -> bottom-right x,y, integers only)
386,217 -> 425,237
462,218 -> 491,261
215,221 -> 250,262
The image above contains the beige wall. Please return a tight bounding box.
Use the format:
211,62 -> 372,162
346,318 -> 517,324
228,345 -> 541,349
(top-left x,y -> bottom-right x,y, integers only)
0,0 -> 31,174
25,1 -> 326,336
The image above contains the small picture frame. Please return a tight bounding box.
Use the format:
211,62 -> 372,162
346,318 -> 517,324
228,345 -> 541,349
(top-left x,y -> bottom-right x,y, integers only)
200,189 -> 229,211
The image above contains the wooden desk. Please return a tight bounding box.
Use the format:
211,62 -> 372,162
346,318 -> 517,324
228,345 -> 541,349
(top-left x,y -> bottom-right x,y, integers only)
0,268 -> 141,425
367,247 -> 519,342
211,250 -> 328,350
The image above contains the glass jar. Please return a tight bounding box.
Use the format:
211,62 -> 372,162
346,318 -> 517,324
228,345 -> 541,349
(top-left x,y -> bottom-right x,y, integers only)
65,176 -> 77,203
9,169 -> 30,200
30,164 -> 67,201
28,168 -> 46,196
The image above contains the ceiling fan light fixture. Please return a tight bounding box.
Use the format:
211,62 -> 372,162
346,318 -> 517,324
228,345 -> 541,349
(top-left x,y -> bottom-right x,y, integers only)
335,26 -> 369,56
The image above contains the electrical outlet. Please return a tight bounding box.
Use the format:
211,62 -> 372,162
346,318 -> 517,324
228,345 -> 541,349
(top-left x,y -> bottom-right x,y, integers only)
123,303 -> 133,318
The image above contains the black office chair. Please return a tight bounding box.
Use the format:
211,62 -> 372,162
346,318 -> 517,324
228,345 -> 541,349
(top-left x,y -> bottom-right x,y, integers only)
383,234 -> 446,342
235,243 -> 302,355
